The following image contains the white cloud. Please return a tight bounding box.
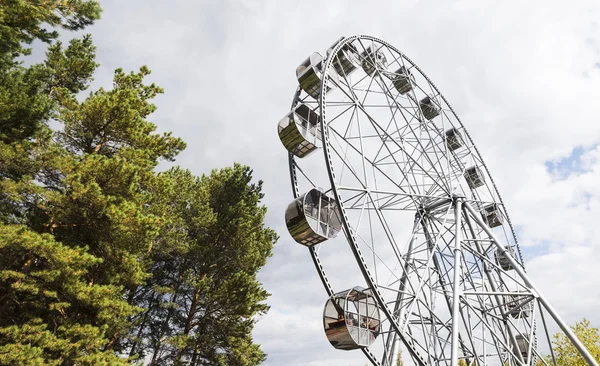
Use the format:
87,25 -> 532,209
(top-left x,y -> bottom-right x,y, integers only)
72,0 -> 600,364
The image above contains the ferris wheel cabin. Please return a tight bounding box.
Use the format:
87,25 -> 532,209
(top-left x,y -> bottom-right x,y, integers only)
445,127 -> 464,151
513,335 -> 532,364
495,245 -> 516,271
387,66 -> 415,95
419,95 -> 441,120
505,292 -> 533,318
464,166 -> 485,189
278,103 -> 321,158
482,203 -> 503,228
323,287 -> 381,350
327,38 -> 362,78
296,52 -> 339,99
285,188 -> 342,247
361,45 -> 388,76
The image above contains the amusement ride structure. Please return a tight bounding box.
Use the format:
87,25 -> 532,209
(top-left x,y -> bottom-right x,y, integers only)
277,35 -> 598,366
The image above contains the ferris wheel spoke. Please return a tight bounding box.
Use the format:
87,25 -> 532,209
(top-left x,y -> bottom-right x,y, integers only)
328,126 -> 366,188
412,302 -> 436,363
333,57 -> 360,102
361,193 -> 409,268
329,125 -> 422,200
362,110 -> 450,197
291,158 -> 318,188
329,79 -> 451,199
355,106 -> 372,190
325,103 -> 356,128
332,67 -> 446,194
337,186 -> 446,212
380,44 -> 405,70
379,120 -> 449,196
366,197 -> 380,285
341,189 -> 367,208
356,85 -> 430,176
372,73 -> 452,192
353,231 -> 403,286
462,205 -> 554,365
372,108 -> 405,164
461,301 -> 508,362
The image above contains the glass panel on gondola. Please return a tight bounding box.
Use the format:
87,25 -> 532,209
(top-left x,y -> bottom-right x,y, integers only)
464,166 -> 485,189
285,188 -> 342,247
296,52 -> 339,99
361,45 -> 388,76
327,38 -> 361,78
419,95 -> 441,120
323,287 -> 381,350
495,245 -> 516,271
445,127 -> 464,151
505,292 -> 532,318
482,203 -> 503,228
384,66 -> 415,95
277,103 -> 321,158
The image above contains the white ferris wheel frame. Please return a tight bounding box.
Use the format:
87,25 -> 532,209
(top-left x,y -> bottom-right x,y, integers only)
285,34 -> 597,366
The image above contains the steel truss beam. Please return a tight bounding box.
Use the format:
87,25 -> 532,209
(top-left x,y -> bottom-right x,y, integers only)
463,201 -> 599,366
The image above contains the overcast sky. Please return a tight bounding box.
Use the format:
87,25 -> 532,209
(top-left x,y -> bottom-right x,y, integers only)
53,1 -> 600,364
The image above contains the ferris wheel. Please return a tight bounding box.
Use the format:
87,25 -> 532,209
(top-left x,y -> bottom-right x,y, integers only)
277,35 -> 598,366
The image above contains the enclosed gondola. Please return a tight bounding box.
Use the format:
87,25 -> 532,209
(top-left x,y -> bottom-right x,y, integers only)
482,203 -> 503,228
285,188 -> 342,247
445,127 -> 464,151
513,335 -> 531,363
495,245 -> 516,271
387,66 -> 415,95
361,45 -> 388,76
296,52 -> 339,99
327,38 -> 361,78
464,166 -> 485,189
278,103 -> 321,158
323,287 -> 381,350
419,95 -> 441,120
505,293 -> 533,318
494,246 -> 515,271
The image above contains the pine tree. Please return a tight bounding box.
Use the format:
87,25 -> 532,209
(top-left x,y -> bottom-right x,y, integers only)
130,165 -> 277,365
0,0 -> 101,70
0,1 -> 276,365
0,1 -> 182,363
0,225 -> 132,365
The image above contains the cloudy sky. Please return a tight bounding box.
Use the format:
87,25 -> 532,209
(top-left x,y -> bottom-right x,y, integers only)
49,1 -> 600,364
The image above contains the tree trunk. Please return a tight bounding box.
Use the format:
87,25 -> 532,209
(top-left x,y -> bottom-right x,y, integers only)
129,289 -> 156,357
190,343 -> 200,365
174,286 -> 200,364
150,268 -> 184,365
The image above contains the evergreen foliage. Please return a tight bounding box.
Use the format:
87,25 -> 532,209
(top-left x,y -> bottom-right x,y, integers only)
0,1 -> 276,365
